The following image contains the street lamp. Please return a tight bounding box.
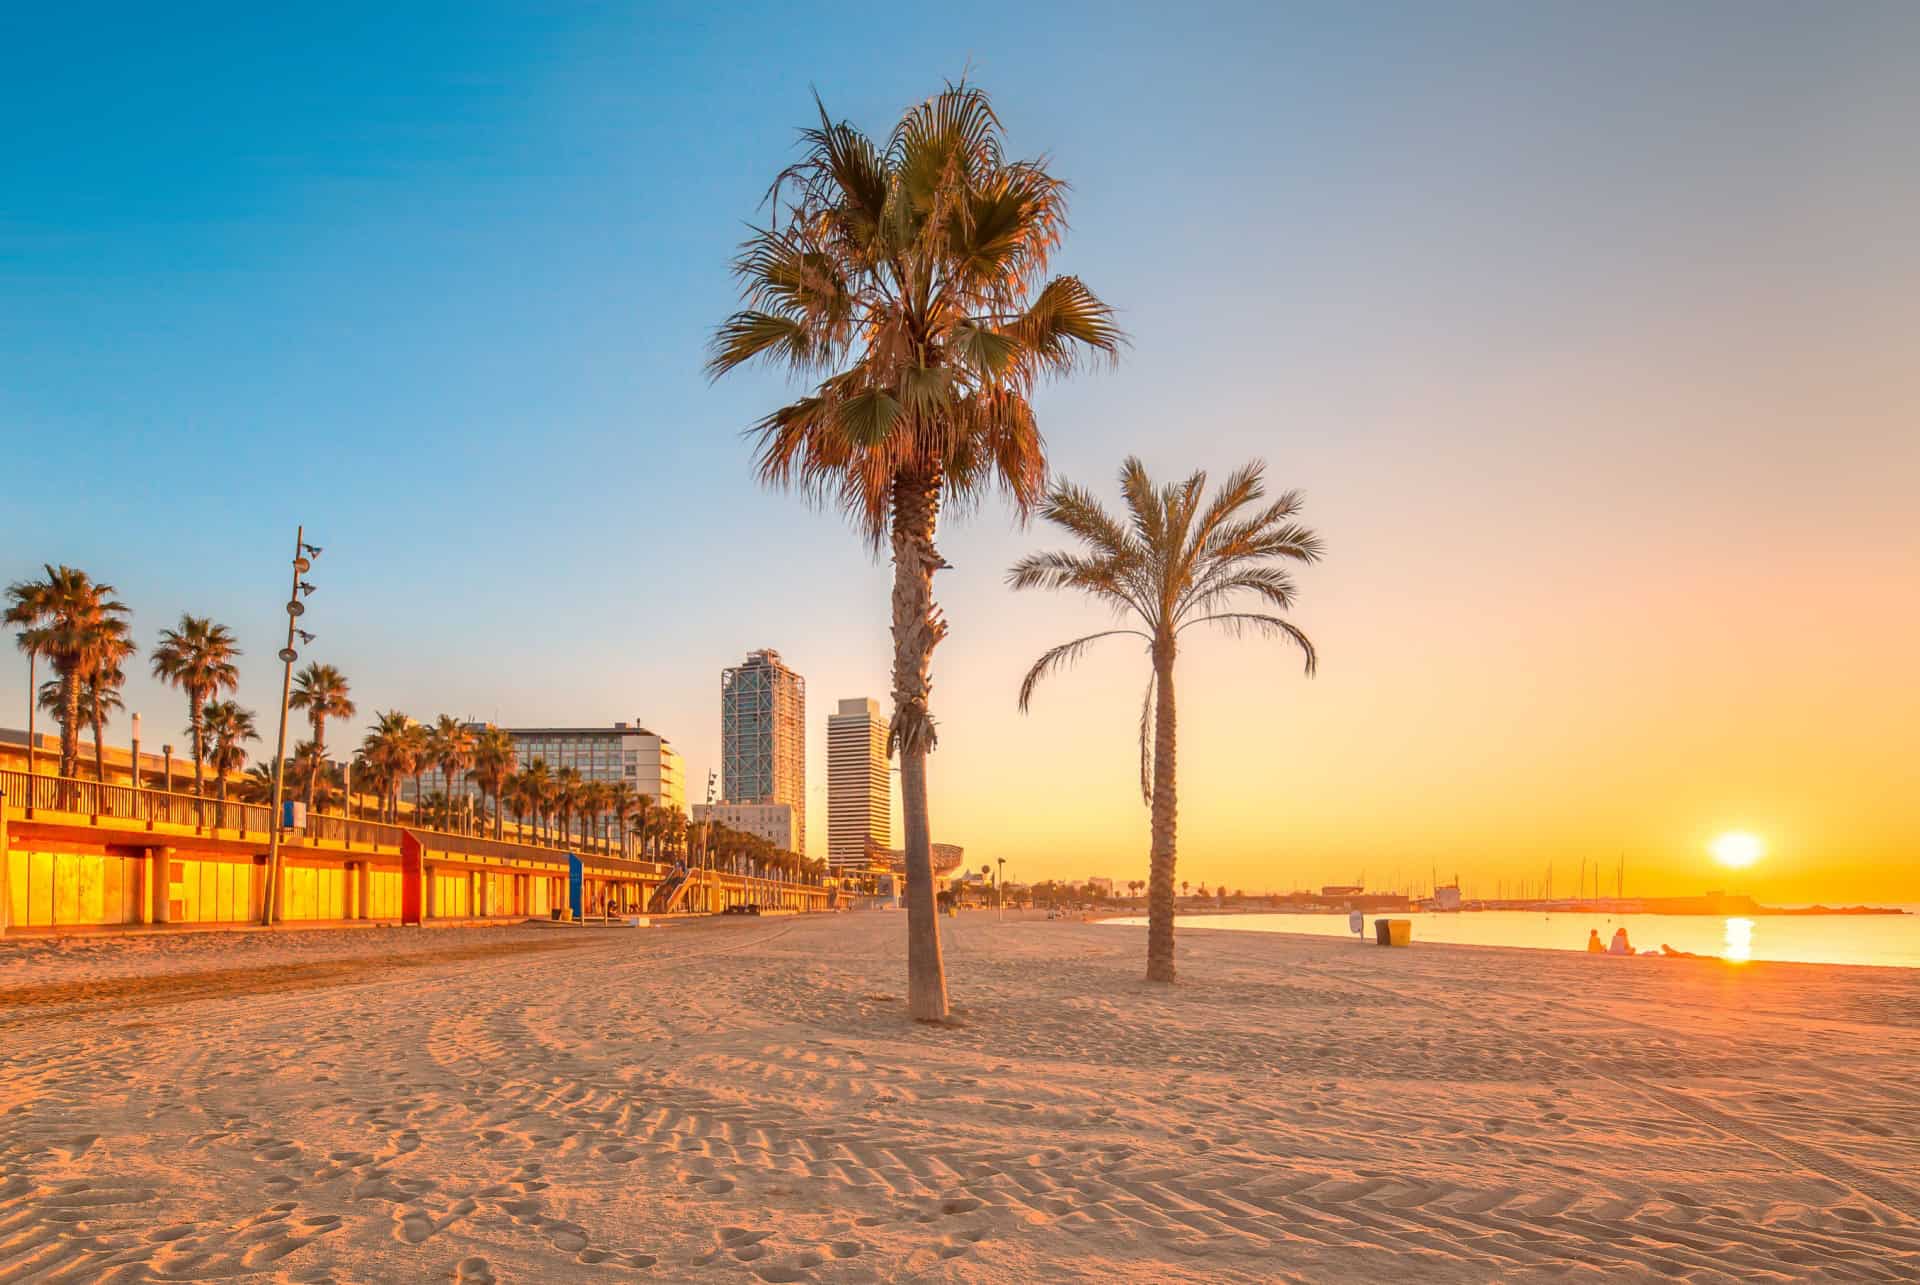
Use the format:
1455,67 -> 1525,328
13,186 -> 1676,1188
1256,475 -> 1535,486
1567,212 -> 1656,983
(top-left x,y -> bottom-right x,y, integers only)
130,712 -> 142,789
262,526 -> 319,927
997,856 -> 1006,921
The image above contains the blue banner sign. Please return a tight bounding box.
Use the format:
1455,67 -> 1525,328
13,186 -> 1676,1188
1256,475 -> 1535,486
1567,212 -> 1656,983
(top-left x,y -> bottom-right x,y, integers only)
567,855 -> 583,921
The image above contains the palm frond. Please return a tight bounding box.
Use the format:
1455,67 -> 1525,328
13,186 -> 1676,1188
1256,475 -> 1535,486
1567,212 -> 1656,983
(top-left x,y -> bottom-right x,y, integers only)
1006,276 -> 1124,375
1038,480 -> 1133,560
1180,612 -> 1318,675
1016,629 -> 1147,712
1137,669 -> 1157,806
1180,566 -> 1302,620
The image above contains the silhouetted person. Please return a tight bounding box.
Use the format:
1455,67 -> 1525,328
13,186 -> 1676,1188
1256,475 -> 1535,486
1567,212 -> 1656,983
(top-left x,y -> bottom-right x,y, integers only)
1609,927 -> 1632,955
1587,929 -> 1605,954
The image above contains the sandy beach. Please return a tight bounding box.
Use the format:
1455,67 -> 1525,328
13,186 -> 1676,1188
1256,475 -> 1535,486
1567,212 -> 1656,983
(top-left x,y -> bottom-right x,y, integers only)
3,913 -> 1918,1282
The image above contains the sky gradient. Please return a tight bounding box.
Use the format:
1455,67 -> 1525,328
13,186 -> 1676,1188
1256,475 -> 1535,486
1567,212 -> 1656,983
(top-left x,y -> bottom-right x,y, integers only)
4,2 -> 1916,901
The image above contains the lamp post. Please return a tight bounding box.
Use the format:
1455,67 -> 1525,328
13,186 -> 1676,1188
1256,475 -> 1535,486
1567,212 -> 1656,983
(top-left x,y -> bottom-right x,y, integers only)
129,712 -> 141,790
262,526 -> 320,926
997,856 -> 1006,921
162,745 -> 173,793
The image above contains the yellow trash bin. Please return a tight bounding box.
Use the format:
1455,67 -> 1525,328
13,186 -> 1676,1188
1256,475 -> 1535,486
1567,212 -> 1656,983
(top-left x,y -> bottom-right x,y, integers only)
1373,918 -> 1412,946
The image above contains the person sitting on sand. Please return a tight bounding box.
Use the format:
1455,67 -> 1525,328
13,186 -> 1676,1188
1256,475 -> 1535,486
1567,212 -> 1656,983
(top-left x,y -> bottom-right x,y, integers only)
1587,929 -> 1605,953
1609,927 -> 1632,955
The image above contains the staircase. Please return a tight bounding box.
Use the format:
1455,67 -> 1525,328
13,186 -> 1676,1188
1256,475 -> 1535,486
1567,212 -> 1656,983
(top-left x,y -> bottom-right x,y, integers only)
647,864 -> 694,915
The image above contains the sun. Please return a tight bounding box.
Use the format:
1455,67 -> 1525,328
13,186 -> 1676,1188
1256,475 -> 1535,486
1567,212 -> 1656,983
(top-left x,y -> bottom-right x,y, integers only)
1709,831 -> 1764,869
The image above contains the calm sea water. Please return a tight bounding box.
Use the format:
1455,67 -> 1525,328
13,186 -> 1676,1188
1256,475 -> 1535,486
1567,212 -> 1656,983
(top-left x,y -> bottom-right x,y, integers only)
1103,907 -> 1920,969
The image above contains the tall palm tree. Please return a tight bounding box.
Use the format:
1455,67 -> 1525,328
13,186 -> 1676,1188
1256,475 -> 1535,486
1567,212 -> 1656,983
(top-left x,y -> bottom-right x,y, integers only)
202,700 -> 260,803
578,779 -> 610,850
471,725 -> 517,840
427,715 -> 477,832
627,793 -> 655,860
5,565 -> 133,779
288,663 -> 355,816
39,672 -> 125,785
517,759 -> 553,844
554,766 -> 583,847
86,635 -> 135,784
605,781 -> 635,855
360,711 -> 420,824
710,85 -> 1122,1021
403,720 -> 431,818
150,615 -> 242,811
1010,458 -> 1322,983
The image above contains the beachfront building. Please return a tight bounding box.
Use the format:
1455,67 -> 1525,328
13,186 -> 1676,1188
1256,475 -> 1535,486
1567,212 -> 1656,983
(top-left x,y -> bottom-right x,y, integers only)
720,649 -> 805,853
1,749 -> 825,933
458,722 -> 686,816
691,801 -> 800,854
827,698 -> 890,872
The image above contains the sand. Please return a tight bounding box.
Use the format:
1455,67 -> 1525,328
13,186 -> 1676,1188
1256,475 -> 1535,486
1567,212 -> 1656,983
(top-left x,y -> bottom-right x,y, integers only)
3,912 -> 1918,1282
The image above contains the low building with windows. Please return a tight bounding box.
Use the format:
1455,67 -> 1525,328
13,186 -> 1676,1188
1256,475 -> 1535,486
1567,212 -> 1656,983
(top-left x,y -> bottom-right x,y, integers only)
453,721 -> 685,816
692,801 -> 799,854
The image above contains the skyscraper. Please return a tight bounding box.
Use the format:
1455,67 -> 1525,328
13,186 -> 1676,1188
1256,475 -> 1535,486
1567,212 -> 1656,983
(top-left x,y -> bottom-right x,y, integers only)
828,698 -> 890,871
720,649 -> 806,853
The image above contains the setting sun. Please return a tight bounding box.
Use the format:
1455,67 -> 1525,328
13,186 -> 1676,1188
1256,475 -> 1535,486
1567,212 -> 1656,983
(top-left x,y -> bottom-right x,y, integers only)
1710,831 -> 1765,869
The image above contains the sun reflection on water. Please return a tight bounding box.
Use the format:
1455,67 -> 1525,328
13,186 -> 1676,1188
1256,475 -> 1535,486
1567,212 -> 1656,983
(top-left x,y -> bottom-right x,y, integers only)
1722,917 -> 1754,963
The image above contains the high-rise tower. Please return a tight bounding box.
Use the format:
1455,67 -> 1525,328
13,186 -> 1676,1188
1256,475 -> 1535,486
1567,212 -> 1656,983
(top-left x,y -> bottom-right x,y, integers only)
720,649 -> 806,853
827,698 -> 890,871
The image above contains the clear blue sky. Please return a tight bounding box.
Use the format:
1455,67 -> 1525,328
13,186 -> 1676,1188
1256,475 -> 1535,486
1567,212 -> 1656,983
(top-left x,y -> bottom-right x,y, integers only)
5,3 -> 1916,891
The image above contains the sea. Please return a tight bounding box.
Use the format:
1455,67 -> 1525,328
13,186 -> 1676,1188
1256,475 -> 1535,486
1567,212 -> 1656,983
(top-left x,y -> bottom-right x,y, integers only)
1102,907 -> 1920,969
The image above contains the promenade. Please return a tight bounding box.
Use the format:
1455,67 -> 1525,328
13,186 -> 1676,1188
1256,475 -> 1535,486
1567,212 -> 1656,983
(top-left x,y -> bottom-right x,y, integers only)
3,913 -> 1917,1281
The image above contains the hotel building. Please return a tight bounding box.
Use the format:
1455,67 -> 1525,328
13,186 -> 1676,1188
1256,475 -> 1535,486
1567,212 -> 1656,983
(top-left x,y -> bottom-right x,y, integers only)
456,722 -> 686,816
827,698 -> 890,872
720,649 -> 806,853
691,801 -> 801,855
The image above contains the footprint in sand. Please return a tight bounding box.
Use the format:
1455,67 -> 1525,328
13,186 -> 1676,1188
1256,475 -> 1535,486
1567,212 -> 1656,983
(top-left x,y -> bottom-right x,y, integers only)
455,1255 -> 494,1284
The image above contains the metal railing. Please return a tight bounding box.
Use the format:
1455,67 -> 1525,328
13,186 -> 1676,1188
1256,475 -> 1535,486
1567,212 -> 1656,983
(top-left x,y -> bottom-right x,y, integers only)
0,768 -> 275,834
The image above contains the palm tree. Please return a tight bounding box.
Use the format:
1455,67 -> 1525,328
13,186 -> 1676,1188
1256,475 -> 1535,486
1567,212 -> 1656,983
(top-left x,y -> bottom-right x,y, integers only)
150,615 -> 242,813
289,741 -> 339,812
427,715 -> 477,832
517,759 -> 553,844
471,725 -> 516,840
201,700 -> 260,802
288,663 -> 355,816
38,672 -> 125,785
554,766 -> 583,847
239,762 -> 279,804
1010,458 -> 1321,983
627,793 -> 655,860
5,565 -> 133,779
606,781 -> 635,856
86,636 -> 135,785
710,85 -> 1122,1021
402,720 -> 430,818
359,711 -> 420,824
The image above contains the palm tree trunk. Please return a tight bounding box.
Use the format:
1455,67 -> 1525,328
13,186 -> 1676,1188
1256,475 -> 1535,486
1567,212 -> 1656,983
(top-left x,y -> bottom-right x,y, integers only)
25,653 -> 36,778
60,673 -> 81,778
1145,641 -> 1179,983
306,719 -> 322,816
890,470 -> 950,1022
187,687 -> 206,825
90,691 -> 106,784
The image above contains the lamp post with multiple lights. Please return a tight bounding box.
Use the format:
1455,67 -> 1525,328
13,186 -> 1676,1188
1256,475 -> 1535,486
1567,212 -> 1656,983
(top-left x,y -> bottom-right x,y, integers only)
261,526 -> 321,926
